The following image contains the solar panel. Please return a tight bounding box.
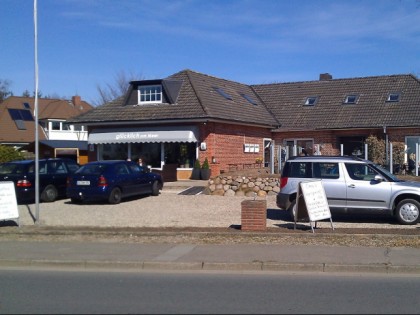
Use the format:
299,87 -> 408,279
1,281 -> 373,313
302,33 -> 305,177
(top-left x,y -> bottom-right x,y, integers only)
20,110 -> 34,121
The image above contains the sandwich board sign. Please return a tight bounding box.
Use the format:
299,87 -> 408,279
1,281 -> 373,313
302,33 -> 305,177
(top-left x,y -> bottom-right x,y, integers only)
0,181 -> 20,226
294,180 -> 334,233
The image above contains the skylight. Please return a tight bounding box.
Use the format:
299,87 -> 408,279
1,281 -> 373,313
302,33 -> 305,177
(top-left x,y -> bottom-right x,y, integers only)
214,87 -> 232,100
343,94 -> 359,104
23,102 -> 30,109
387,93 -> 400,102
304,96 -> 318,106
240,93 -> 257,105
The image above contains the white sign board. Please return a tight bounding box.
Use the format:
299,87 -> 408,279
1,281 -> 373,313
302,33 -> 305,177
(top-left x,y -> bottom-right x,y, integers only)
295,180 -> 333,232
0,181 -> 19,222
299,180 -> 331,221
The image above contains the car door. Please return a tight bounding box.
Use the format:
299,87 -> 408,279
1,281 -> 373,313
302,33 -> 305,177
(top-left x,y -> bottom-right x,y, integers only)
113,163 -> 135,196
128,163 -> 150,194
313,162 -> 347,209
46,160 -> 68,197
344,162 -> 392,210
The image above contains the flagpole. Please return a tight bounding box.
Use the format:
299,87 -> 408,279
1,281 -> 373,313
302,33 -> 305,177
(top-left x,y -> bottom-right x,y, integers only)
34,0 -> 40,223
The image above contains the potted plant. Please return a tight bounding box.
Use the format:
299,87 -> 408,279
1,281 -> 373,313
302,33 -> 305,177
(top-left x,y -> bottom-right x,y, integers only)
191,159 -> 201,180
200,157 -> 211,180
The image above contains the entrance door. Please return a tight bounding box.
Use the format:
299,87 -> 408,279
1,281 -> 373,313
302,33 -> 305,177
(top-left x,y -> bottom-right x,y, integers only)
264,139 -> 272,168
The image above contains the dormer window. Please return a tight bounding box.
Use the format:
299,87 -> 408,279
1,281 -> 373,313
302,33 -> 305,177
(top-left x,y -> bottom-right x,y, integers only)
387,93 -> 400,102
304,96 -> 318,106
138,85 -> 162,104
343,94 -> 359,104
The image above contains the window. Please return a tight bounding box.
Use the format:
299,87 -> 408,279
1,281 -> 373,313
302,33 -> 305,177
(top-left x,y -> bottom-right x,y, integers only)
343,94 -> 359,104
304,96 -> 318,106
345,163 -> 377,181
240,93 -> 257,105
23,102 -> 31,109
214,87 -> 232,100
51,121 -> 61,130
387,93 -> 400,102
138,85 -> 162,104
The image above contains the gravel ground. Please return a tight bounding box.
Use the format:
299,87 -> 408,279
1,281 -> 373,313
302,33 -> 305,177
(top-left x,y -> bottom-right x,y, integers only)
0,189 -> 416,248
10,192 -> 419,230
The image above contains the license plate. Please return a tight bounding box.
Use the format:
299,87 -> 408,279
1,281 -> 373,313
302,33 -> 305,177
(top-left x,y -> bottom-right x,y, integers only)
77,180 -> 90,186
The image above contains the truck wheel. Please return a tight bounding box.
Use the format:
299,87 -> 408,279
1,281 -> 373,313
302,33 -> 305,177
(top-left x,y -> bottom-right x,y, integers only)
395,199 -> 420,225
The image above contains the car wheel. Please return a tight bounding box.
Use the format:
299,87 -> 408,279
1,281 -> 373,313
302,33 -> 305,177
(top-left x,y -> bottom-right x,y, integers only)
287,200 -> 296,221
151,181 -> 159,196
395,199 -> 420,225
108,187 -> 122,204
41,185 -> 58,202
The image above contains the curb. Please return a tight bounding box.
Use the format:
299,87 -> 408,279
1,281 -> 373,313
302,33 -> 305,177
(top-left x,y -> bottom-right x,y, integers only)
1,259 -> 419,274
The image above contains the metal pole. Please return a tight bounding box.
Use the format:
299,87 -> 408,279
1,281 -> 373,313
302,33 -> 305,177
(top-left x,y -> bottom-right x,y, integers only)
364,143 -> 368,160
340,144 -> 343,156
34,0 -> 40,223
389,142 -> 393,174
416,143 -> 419,177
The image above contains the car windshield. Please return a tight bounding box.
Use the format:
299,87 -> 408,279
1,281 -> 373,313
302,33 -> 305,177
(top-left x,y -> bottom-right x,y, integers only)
76,164 -> 108,175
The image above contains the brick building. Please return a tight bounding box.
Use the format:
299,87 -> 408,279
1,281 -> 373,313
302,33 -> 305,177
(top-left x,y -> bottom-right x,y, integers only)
68,69 -> 420,180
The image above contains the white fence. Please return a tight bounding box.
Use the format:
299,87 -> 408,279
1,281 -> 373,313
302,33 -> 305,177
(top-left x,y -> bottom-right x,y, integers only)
272,143 -> 420,176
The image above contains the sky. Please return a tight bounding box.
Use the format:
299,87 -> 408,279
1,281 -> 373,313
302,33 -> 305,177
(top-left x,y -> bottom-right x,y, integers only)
2,0 -> 420,105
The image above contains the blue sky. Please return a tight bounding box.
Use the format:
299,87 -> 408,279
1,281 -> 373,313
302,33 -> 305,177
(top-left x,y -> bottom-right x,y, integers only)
2,0 -> 419,105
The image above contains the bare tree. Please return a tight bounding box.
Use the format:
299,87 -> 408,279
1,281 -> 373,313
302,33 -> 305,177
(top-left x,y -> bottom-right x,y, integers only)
0,79 -> 13,102
93,70 -> 144,106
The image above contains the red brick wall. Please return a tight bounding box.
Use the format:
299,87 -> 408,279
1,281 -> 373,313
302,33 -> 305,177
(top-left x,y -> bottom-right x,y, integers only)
241,199 -> 267,231
199,122 -> 272,174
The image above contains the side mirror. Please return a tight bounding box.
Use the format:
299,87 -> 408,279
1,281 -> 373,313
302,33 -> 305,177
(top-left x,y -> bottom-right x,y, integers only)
374,174 -> 384,182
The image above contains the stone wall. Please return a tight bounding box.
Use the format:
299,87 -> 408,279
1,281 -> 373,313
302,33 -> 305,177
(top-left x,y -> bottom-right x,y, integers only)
206,174 -> 280,197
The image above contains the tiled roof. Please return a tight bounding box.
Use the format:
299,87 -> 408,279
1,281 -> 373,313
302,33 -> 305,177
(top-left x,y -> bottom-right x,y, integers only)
0,96 -> 94,144
68,70 -> 420,132
252,74 -> 420,131
69,69 -> 280,128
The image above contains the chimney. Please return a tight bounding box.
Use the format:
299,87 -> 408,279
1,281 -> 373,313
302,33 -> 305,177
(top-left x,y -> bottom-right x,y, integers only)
319,73 -> 332,81
72,95 -> 81,106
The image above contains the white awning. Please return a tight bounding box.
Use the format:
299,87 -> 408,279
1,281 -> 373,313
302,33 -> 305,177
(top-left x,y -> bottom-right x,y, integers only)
88,127 -> 198,144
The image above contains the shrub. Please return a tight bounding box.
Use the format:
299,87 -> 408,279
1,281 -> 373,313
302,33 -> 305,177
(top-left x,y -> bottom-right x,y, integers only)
194,159 -> 201,169
201,157 -> 210,169
366,135 -> 385,165
0,145 -> 24,163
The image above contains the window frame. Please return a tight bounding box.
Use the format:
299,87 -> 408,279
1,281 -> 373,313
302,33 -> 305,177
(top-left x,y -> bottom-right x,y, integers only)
386,92 -> 401,102
137,85 -> 163,104
304,96 -> 319,106
343,94 -> 359,104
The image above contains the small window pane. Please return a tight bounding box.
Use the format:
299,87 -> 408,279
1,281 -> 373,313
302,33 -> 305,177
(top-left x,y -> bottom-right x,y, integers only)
387,93 -> 400,102
344,95 -> 358,104
138,85 -> 162,104
305,97 -> 318,106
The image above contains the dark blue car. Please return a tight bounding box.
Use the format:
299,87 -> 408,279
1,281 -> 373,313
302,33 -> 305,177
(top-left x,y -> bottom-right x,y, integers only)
66,160 -> 164,204
0,158 -> 80,203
